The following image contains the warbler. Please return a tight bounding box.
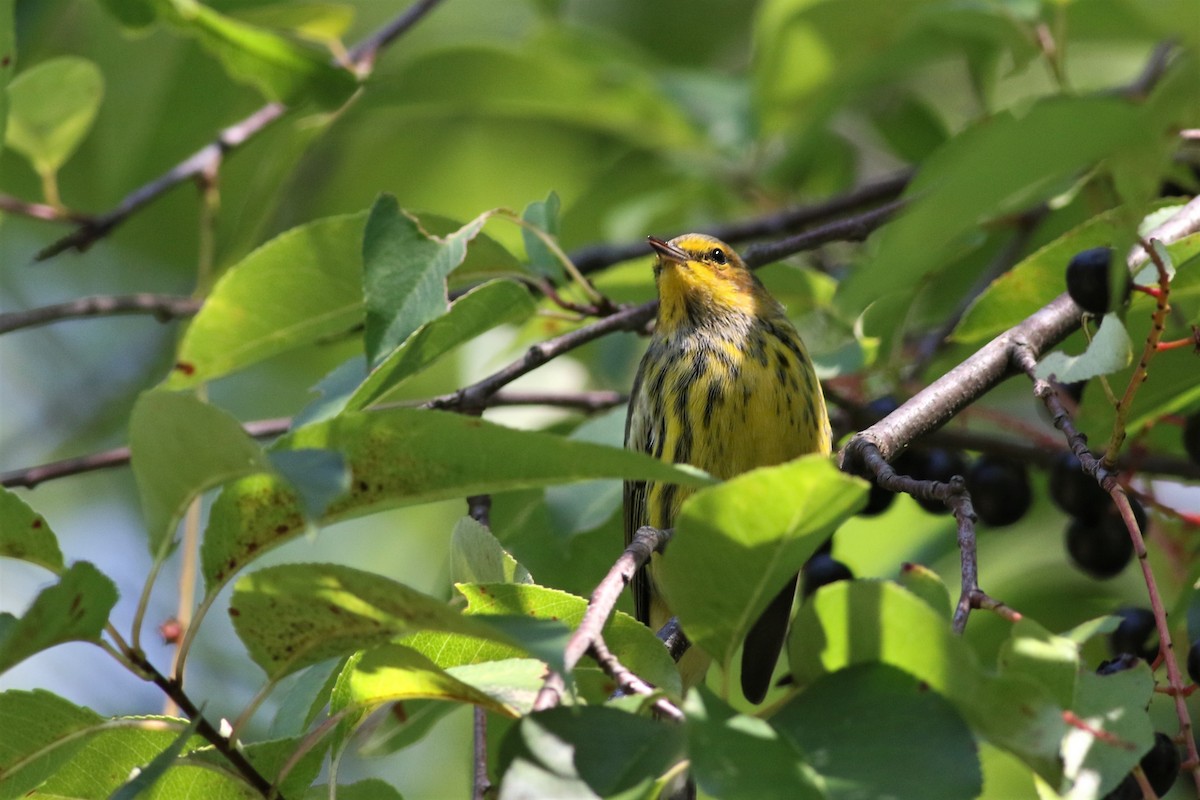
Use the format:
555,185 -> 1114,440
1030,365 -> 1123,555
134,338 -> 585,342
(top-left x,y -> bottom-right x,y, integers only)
623,233 -> 832,703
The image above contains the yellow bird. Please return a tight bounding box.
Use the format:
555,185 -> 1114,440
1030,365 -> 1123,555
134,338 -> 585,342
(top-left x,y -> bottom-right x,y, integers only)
624,233 -> 832,703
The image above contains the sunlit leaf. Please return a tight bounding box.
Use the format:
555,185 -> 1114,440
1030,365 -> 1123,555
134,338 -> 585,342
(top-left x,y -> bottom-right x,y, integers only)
201,408 -> 710,594
1034,314 -> 1133,384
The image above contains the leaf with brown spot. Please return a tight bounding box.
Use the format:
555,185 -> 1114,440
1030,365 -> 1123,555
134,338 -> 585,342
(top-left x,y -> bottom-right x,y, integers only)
0,562 -> 117,675
0,487 -> 64,573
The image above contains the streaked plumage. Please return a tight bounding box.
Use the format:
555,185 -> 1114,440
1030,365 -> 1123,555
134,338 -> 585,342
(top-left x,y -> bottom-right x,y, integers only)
623,233 -> 831,703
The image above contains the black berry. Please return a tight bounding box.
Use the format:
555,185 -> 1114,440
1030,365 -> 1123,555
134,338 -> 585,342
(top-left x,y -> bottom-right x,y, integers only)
1066,246 -> 1116,315
860,482 -> 896,516
967,456 -> 1031,526
1141,732 -> 1180,796
802,554 -> 853,599
1187,640 -> 1200,684
1065,515 -> 1132,579
1184,413 -> 1200,465
1049,452 -> 1108,523
1108,607 -> 1159,662
896,448 -> 968,514
1096,653 -> 1140,676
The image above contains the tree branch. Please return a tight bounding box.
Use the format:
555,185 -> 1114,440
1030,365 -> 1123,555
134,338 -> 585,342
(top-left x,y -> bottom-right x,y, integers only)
34,0 -> 449,261
532,525 -> 675,713
567,171 -> 910,276
0,293 -> 201,334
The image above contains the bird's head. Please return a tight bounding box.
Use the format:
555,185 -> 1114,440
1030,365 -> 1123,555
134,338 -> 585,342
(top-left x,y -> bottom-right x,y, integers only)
647,233 -> 767,329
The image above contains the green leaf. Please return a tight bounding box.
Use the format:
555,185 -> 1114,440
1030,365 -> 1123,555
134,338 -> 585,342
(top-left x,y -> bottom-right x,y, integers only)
167,212 -> 368,389
952,201 -> 1185,344
265,448 -> 349,519
543,407 -> 625,537
450,515 -> 533,585
445,658 -> 547,717
332,644 -> 519,747
306,779 -> 404,800
996,619 -> 1078,709
0,0 -> 14,155
0,690 -> 103,799
896,562 -> 951,619
130,391 -> 269,559
789,580 -> 1067,781
362,196 -> 494,367
229,562 -> 544,680
0,487 -> 64,573
94,0 -> 156,28
347,279 -> 536,412
201,407 -> 710,593
521,190 -> 561,276
1061,666 -> 1155,797
458,582 -> 683,699
868,92 -> 948,164
684,687 -> 824,800
774,664 -> 982,800
4,56 -> 104,176
839,96 -> 1167,319
269,658 -> 344,738
229,3 -> 356,46
1033,313 -> 1133,383
661,455 -> 867,676
159,0 -> 356,108
107,716 -> 202,800
497,707 -> 685,800
0,562 -> 118,676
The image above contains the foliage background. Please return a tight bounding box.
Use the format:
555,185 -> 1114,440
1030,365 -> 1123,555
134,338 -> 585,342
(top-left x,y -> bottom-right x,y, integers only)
1,0 -> 1199,798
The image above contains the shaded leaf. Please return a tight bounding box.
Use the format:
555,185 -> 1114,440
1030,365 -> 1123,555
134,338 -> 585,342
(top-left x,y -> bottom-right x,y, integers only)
774,664 -> 981,800
362,196 -> 494,366
107,716 -> 202,800
0,690 -> 104,799
1061,666 -> 1155,797
4,57 -> 103,175
0,562 -> 118,676
160,0 -> 356,108
349,279 -> 536,411
266,448 -> 349,519
497,707 -> 684,800
130,391 -> 269,559
685,687 -> 823,800
0,487 -> 64,573
521,190 -> 561,276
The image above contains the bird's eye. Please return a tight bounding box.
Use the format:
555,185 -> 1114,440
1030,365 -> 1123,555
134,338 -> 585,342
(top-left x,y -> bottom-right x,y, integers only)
710,248 -> 727,265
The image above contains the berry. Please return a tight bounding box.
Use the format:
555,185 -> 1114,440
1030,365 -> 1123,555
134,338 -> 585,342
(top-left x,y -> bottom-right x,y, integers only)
1187,639 -> 1200,684
1066,246 -> 1116,315
1100,776 -> 1139,800
1049,452 -> 1107,523
1108,607 -> 1159,662
895,448 -> 968,514
1096,653 -> 1140,676
1184,413 -> 1200,465
802,554 -> 853,599
860,481 -> 896,516
1141,732 -> 1180,796
967,456 -> 1031,527
1065,516 -> 1131,579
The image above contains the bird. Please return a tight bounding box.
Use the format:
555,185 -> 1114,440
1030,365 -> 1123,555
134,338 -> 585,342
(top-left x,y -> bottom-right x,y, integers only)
623,232 -> 832,703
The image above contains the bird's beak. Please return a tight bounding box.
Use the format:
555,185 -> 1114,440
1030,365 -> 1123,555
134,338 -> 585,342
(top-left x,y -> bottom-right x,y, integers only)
647,236 -> 689,264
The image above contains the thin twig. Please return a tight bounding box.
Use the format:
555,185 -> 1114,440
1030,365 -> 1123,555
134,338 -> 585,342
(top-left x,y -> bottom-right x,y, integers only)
532,526 -> 673,713
567,171 -> 911,275
589,637 -> 684,721
35,0 -> 450,261
125,649 -> 281,798
0,294 -> 202,334
0,193 -> 94,223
